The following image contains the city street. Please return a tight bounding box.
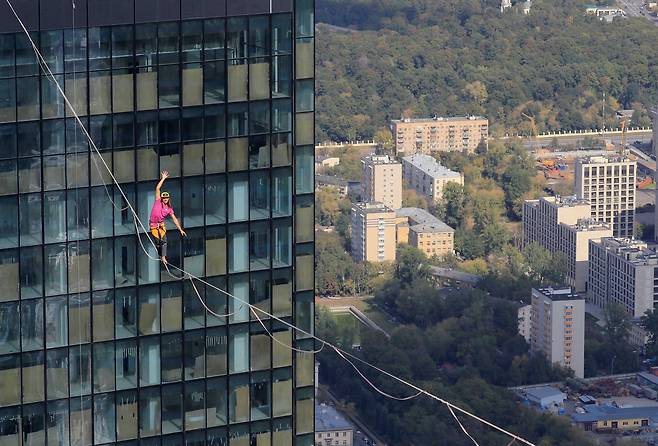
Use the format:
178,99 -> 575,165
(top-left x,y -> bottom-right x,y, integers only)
616,0 -> 658,25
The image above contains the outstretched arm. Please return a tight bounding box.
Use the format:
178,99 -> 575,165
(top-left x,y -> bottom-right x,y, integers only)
155,170 -> 169,199
171,214 -> 186,237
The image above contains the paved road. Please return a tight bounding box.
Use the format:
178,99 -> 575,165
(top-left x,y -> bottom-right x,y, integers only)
323,390 -> 387,446
429,266 -> 481,284
617,0 -> 658,25
518,132 -> 653,150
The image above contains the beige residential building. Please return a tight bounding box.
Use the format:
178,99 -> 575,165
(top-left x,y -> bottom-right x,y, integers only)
360,155 -> 402,209
401,154 -> 463,204
392,116 -> 489,154
574,155 -> 636,238
523,196 -> 612,292
395,207 -> 454,258
531,287 -> 585,378
588,237 -> 658,318
350,202 -> 397,263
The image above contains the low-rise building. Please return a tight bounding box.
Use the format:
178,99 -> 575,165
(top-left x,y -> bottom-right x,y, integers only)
572,405 -> 656,432
316,175 -> 361,199
361,154 -> 402,209
401,154 -> 463,204
315,403 -> 354,446
392,116 -> 488,154
395,207 -> 454,258
588,237 -> 658,318
523,196 -> 612,292
525,386 -> 567,410
531,287 -> 585,378
585,6 -> 626,21
351,202 -> 397,263
315,155 -> 340,169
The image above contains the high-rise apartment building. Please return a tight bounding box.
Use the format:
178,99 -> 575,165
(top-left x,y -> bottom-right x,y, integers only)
574,155 -> 636,238
350,202 -> 397,263
588,237 -> 658,318
530,287 -> 585,378
522,196 -> 612,292
0,0 -> 316,444
391,116 -> 488,155
401,154 -> 463,204
360,155 -> 402,210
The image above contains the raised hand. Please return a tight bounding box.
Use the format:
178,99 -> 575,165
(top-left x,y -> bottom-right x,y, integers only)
161,170 -> 169,180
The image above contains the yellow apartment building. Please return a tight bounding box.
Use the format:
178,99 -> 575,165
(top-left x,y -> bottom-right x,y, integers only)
350,202 -> 397,263
395,207 -> 454,258
361,154 -> 402,210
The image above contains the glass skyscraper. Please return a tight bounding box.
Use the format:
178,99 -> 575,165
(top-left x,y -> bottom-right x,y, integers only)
0,0 -> 315,444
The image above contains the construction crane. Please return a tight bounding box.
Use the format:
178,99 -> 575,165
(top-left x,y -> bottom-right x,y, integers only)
620,115 -> 629,147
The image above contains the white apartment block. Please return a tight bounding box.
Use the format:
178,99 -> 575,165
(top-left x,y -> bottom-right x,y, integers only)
392,116 -> 488,154
360,155 -> 402,210
350,202 -> 397,263
531,287 -> 585,378
575,155 -> 636,238
588,237 -> 658,318
523,196 -> 612,292
401,154 -> 463,204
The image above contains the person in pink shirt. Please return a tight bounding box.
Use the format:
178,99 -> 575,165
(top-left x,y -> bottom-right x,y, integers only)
150,171 -> 186,263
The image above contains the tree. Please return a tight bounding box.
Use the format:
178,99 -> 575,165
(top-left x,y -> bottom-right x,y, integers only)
316,188 -> 341,226
603,302 -> 631,346
522,242 -> 566,285
401,188 -> 427,209
394,245 -> 431,286
440,182 -> 466,228
373,127 -> 394,151
502,164 -> 532,219
642,309 -> 658,358
463,80 -> 488,105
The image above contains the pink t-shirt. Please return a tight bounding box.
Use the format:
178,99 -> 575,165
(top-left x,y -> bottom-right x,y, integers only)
149,198 -> 174,227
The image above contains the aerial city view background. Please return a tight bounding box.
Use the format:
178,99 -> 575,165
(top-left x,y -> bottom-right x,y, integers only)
0,0 -> 658,445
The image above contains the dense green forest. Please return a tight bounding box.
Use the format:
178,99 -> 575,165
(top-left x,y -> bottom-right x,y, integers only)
317,250 -> 596,445
315,0 -> 658,141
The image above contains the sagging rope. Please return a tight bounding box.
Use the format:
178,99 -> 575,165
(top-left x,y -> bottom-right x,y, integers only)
4,2 -> 537,444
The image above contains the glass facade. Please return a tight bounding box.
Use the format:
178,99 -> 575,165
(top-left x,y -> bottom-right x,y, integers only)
0,0 -> 315,444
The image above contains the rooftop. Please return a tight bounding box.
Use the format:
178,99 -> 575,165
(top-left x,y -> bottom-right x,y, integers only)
568,218 -> 612,233
401,154 -> 461,179
362,154 -> 401,166
392,115 -> 487,124
541,195 -> 590,208
316,175 -> 360,188
534,286 -> 583,302
526,386 -> 566,400
577,154 -> 634,165
572,404 -> 658,424
353,202 -> 395,214
315,403 -> 354,433
638,372 -> 658,387
595,238 -> 658,265
396,207 -> 454,233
